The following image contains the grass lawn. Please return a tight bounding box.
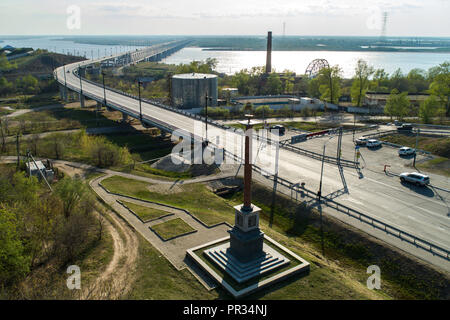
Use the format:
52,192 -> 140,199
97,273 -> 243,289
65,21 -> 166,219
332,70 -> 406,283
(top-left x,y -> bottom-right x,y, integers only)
380,133 -> 450,158
416,157 -> 450,177
101,175 -> 234,226
121,200 -> 170,222
151,218 -> 195,240
125,233 -> 218,300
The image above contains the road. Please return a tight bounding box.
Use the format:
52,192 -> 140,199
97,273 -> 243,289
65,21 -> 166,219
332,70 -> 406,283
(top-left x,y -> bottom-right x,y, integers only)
55,50 -> 450,271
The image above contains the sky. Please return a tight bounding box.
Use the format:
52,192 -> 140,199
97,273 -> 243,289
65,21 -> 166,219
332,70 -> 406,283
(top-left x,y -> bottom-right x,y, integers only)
0,0 -> 449,37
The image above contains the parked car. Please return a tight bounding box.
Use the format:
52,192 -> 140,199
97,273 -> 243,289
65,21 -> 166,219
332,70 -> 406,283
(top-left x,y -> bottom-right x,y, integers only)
355,136 -> 369,146
270,125 -> 285,135
398,147 -> 416,156
366,139 -> 382,148
399,172 -> 430,186
397,123 -> 413,132
394,120 -> 402,126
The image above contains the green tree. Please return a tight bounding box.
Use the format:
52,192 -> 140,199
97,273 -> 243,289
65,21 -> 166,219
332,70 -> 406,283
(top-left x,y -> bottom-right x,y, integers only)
407,68 -> 428,93
0,77 -> 14,96
17,75 -> 39,95
384,89 -> 410,120
263,73 -> 282,95
427,62 -> 450,116
317,65 -> 342,104
307,77 -> 321,98
0,207 -> 30,285
351,59 -> 374,107
419,96 -> 439,124
370,68 -> 389,92
55,177 -> 88,218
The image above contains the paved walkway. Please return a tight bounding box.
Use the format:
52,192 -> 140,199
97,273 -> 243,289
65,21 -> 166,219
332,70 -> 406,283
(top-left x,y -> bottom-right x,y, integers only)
89,173 -> 231,289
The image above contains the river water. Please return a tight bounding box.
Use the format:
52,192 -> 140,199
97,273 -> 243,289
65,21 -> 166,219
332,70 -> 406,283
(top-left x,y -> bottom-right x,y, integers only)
2,37 -> 449,78
162,47 -> 450,78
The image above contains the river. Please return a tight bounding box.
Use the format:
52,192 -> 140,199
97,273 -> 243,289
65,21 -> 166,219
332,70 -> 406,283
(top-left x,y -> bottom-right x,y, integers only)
2,37 -> 449,78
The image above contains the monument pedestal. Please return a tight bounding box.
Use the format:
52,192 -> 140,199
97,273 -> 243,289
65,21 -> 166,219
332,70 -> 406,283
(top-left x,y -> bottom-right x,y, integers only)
204,203 -> 290,283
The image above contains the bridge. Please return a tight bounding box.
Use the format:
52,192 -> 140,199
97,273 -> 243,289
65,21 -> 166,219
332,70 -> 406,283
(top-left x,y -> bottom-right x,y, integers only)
54,42 -> 450,271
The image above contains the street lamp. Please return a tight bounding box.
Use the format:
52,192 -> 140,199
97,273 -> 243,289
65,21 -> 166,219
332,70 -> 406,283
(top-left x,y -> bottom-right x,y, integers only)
138,80 -> 143,122
204,89 -> 213,144
78,65 -> 83,95
101,71 -> 107,106
317,135 -> 334,256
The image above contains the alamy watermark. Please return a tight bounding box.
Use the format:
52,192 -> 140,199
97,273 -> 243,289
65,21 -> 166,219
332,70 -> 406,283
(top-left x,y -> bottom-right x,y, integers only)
66,265 -> 81,290
367,265 -> 381,290
170,123 -> 280,175
67,5 -> 81,30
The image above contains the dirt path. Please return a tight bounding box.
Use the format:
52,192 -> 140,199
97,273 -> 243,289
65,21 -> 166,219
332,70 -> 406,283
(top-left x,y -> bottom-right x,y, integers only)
54,163 -> 139,300
82,209 -> 139,300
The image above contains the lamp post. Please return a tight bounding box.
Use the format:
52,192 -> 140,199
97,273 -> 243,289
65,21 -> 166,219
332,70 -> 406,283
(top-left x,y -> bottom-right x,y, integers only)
138,80 -> 143,122
78,65 -> 83,95
413,127 -> 420,167
102,71 -> 107,106
318,135 -> 334,256
204,90 -> 212,143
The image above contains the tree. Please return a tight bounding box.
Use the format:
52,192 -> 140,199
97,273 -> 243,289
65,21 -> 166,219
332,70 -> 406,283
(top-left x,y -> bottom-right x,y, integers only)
55,177 -> 88,218
407,68 -> 428,93
307,77 -> 321,99
370,68 -> 389,92
317,65 -> 342,105
384,89 -> 410,120
254,105 -> 271,118
419,96 -> 439,124
351,59 -> 374,107
0,207 -> 30,286
389,68 -> 409,92
427,62 -> 450,116
17,75 -> 39,95
263,73 -> 282,95
0,77 -> 14,96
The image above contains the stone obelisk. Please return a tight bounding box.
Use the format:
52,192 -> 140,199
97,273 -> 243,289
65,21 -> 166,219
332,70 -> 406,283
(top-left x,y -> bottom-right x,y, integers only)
227,114 -> 264,263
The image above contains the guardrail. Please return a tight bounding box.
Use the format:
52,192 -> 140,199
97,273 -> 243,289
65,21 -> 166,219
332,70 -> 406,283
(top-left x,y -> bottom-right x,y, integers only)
280,143 -> 359,168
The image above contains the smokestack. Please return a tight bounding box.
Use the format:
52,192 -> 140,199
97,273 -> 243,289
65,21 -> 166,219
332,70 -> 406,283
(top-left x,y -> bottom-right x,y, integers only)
266,31 -> 272,74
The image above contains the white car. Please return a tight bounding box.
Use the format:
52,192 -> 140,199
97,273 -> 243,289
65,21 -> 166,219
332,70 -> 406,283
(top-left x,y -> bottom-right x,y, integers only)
366,139 -> 381,148
400,172 -> 430,186
398,147 -> 416,156
355,137 -> 369,146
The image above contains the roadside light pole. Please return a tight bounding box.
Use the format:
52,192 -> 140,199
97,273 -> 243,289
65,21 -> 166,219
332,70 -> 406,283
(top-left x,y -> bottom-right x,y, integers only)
318,135 -> 334,256
413,127 -> 420,167
78,65 -> 83,95
102,71 -> 107,106
204,91 -> 212,144
138,80 -> 143,122
63,65 -> 67,87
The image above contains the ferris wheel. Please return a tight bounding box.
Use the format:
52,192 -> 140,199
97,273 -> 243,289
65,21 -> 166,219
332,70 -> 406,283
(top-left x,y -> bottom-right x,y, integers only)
305,59 -> 330,78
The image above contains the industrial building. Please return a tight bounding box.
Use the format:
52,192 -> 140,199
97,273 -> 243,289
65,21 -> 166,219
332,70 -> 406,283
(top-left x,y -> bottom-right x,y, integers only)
171,73 -> 218,110
26,160 -> 54,182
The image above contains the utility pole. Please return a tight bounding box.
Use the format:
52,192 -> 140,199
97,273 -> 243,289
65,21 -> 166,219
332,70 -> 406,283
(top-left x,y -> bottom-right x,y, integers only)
78,65 -> 83,95
16,133 -> 20,170
413,127 -> 420,167
318,136 -> 333,256
138,80 -> 143,122
102,71 -> 107,106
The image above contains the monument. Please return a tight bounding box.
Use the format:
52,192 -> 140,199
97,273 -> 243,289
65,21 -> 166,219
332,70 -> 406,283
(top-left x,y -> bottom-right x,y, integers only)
187,110 -> 310,298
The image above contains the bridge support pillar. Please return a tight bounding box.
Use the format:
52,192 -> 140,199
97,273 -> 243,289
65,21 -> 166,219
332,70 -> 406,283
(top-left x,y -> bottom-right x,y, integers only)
96,101 -> 103,110
59,84 -> 65,100
121,113 -> 128,123
79,94 -> 85,108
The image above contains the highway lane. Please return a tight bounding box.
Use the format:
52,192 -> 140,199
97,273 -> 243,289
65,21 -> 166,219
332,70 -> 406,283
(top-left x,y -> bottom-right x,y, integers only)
56,55 -> 450,269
